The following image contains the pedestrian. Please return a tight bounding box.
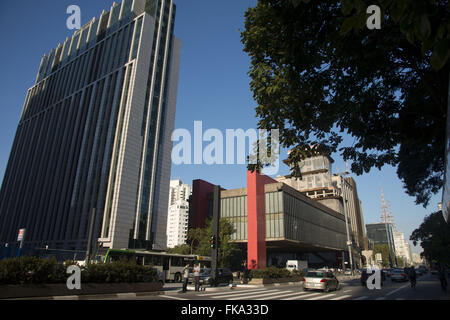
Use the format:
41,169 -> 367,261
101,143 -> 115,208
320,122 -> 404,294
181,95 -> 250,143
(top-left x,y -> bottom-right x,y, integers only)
408,266 -> 416,289
438,265 -> 448,293
181,263 -> 190,293
194,263 -> 201,291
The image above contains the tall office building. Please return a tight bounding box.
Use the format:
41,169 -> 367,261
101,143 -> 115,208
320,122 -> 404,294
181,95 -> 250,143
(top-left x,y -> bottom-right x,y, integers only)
0,0 -> 181,256
166,180 -> 191,248
393,230 -> 412,265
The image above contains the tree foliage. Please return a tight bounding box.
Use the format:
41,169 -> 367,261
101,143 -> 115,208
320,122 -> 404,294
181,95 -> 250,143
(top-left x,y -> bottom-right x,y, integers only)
188,218 -> 245,269
166,244 -> 191,255
410,211 -> 450,266
241,0 -> 449,207
373,243 -> 396,267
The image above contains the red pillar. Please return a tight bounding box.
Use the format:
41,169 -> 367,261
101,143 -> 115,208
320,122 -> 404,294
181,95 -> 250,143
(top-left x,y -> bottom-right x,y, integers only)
247,170 -> 276,270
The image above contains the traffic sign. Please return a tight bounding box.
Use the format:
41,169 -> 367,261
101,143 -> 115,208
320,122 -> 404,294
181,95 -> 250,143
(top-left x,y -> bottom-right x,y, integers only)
17,229 -> 26,241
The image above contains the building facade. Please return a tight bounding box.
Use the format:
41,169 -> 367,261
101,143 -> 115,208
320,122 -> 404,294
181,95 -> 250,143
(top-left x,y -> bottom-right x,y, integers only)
276,153 -> 368,266
191,171 -> 349,270
366,223 -> 396,254
166,180 -> 191,248
0,0 -> 181,257
393,230 -> 412,265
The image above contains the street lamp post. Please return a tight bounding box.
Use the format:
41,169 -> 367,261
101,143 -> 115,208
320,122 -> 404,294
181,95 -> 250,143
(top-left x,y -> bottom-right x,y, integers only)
340,175 -> 354,275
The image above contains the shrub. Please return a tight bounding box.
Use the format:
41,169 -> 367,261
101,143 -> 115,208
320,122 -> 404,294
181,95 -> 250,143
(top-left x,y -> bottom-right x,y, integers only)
251,266 -> 291,279
249,267 -> 305,279
81,260 -> 157,284
0,257 -> 65,285
0,258 -> 158,285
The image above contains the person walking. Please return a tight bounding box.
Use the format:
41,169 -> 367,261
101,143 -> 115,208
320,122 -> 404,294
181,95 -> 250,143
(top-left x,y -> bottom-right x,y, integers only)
181,264 -> 190,293
193,263 -> 201,291
438,265 -> 448,293
408,266 -> 417,289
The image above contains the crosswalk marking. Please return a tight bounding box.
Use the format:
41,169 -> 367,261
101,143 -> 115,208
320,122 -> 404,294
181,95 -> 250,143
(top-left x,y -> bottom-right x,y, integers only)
226,290 -> 288,300
353,296 -> 369,300
162,295 -> 188,300
212,289 -> 280,299
282,292 -> 323,300
306,293 -> 337,300
330,295 -> 352,300
200,288 -> 268,297
256,291 -> 308,300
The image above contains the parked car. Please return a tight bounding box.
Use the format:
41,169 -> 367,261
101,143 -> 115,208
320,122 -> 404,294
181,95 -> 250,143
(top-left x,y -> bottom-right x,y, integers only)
382,268 -> 392,277
360,268 -> 385,287
189,268 -> 234,286
417,266 -> 427,276
391,268 -> 409,282
344,269 -> 352,275
302,271 -> 339,292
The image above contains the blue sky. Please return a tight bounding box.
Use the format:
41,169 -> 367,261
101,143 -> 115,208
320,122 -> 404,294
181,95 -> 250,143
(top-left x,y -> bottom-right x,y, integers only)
0,0 -> 442,254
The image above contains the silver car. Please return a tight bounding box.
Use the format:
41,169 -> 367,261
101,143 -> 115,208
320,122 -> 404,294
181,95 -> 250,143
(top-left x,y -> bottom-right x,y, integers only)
302,271 -> 339,292
391,269 -> 409,282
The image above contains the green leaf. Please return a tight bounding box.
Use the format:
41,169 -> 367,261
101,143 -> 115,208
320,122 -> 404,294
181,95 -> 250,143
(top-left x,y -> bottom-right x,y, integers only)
389,0 -> 407,23
341,0 -> 354,15
431,39 -> 450,70
419,15 -> 431,39
340,17 -> 355,35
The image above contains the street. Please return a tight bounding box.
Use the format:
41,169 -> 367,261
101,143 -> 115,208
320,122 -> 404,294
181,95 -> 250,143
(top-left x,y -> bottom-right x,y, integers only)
46,272 -> 448,301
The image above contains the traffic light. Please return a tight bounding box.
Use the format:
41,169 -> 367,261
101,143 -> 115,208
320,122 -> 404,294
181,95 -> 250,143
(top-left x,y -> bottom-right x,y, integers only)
210,235 -> 216,249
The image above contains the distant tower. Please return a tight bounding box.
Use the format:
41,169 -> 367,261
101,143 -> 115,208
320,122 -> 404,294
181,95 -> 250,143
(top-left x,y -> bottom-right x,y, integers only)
380,188 -> 394,224
380,187 -> 396,265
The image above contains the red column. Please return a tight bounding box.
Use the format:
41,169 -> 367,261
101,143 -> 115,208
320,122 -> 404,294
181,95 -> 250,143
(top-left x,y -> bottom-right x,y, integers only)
246,170 -> 271,270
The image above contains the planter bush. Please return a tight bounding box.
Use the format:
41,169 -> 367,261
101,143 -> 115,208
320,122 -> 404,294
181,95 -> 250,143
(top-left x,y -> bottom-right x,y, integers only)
0,257 -> 158,285
250,266 -> 304,280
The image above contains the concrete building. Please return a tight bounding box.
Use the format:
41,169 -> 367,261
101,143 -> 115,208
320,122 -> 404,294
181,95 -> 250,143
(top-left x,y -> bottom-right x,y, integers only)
412,253 -> 424,265
366,223 -> 396,254
275,152 -> 368,267
393,230 -> 412,265
0,0 -> 181,258
166,180 -> 191,248
190,171 -> 349,270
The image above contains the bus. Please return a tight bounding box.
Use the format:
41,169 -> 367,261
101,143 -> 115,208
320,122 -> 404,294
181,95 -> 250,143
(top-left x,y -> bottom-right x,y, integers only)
102,248 -> 211,283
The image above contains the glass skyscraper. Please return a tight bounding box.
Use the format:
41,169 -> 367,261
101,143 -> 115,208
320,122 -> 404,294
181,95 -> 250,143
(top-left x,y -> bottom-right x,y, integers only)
0,0 -> 181,256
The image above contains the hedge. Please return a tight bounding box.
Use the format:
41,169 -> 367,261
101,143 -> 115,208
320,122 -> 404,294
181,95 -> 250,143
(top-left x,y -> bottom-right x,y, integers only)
0,257 -> 158,285
250,266 -> 304,279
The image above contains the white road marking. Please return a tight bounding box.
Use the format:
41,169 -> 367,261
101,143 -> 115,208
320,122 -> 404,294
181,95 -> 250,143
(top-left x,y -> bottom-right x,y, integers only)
256,291 -> 310,300
200,287 -> 268,297
161,295 -> 189,300
212,289 -> 280,299
353,296 -> 368,300
282,292 -> 322,300
330,295 -> 352,300
226,290 -> 288,300
386,283 -> 411,296
306,293 -> 337,300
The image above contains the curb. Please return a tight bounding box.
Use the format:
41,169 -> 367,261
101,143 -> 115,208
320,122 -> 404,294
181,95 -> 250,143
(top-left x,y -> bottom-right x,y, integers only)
6,290 -> 166,300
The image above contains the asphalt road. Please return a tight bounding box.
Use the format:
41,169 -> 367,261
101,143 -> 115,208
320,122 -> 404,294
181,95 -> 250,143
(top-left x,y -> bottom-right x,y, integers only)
81,272 -> 449,301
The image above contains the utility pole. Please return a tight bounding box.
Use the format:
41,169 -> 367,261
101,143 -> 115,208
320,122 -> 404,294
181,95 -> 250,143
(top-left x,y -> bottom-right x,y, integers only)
210,186 -> 220,287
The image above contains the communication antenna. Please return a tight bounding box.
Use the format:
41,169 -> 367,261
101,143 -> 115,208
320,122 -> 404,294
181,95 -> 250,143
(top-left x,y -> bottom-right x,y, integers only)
380,187 -> 394,224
